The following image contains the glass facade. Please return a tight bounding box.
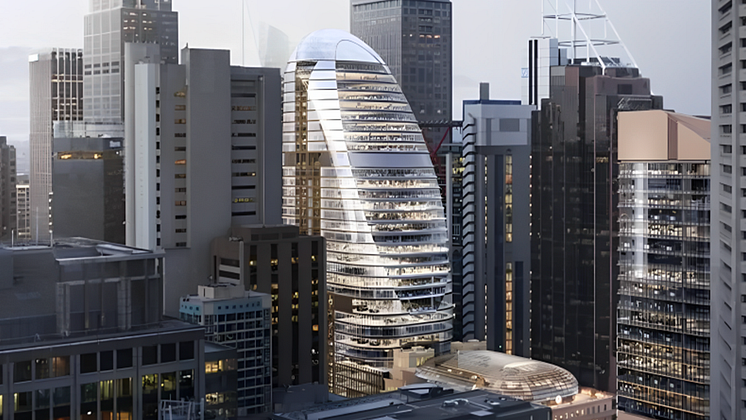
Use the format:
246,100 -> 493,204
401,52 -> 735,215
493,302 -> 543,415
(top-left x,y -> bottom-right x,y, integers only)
29,49 -> 83,242
530,65 -> 662,391
617,162 -> 710,420
351,0 -> 453,148
282,30 -> 452,395
83,1 -> 177,124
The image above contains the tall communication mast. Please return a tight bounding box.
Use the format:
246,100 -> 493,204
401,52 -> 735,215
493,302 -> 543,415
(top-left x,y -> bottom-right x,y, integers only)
541,0 -> 637,71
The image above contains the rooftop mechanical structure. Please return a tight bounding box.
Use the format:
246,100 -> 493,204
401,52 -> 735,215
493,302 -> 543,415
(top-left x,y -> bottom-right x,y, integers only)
281,29 -> 453,394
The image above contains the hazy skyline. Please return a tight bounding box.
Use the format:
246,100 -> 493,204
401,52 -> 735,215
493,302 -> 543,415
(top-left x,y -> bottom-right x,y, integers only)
0,0 -> 710,171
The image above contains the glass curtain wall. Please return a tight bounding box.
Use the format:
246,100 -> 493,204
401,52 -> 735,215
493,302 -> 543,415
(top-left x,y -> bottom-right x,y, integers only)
617,162 -> 710,420
282,30 -> 452,389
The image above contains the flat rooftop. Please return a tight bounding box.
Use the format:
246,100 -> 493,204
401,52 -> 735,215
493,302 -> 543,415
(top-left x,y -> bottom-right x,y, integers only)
1,237 -> 159,262
273,389 -> 549,420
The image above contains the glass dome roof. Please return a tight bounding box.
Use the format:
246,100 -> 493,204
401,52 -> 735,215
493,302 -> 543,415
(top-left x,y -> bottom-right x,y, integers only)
288,28 -> 385,64
415,350 -> 579,402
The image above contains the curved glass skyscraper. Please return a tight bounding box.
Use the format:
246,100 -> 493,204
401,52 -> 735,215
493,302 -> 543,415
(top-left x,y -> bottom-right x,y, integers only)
282,29 -> 452,388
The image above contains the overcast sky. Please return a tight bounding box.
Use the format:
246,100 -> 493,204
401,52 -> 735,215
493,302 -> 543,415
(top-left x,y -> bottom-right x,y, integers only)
0,0 -> 710,172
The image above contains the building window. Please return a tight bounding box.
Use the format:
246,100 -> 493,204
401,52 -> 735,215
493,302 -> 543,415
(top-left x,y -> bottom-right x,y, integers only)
14,361 -> 31,383
100,351 -> 113,371
80,353 -> 97,374
180,342 -> 195,360
117,349 -> 133,369
142,346 -> 158,365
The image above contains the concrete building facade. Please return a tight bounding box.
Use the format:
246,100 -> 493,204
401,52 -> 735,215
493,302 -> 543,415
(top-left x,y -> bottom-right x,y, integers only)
0,237 -> 205,420
28,48 -> 83,242
124,46 -> 282,315
460,88 -> 534,357
616,110 -> 711,420
711,1 -> 745,418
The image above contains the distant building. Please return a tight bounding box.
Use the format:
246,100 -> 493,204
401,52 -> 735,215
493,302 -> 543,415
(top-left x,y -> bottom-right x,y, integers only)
530,64 -> 663,391
461,85 -> 534,356
616,110 -> 711,419
211,225 -> 326,388
180,284 -> 272,416
0,237 -> 205,420
15,175 -> 29,240
52,137 -> 124,243
123,46 -> 282,315
350,0 -> 453,148
28,48 -> 82,242
272,387 -> 551,420
0,137 -> 16,241
83,0 -> 178,126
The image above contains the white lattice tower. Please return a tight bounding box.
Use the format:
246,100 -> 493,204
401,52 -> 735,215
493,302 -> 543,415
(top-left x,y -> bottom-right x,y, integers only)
541,0 -> 637,70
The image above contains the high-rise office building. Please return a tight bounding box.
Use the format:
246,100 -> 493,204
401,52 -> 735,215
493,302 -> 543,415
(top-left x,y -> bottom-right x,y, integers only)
124,46 -> 282,315
15,175 -> 30,240
616,110 -> 711,420
711,1 -> 746,418
282,29 -> 452,396
0,137 -> 16,241
83,0 -> 178,126
211,225 -> 326,388
350,0 -> 453,146
530,64 -> 662,392
351,0 -> 456,340
180,284 -> 272,416
28,48 -> 83,242
460,86 -> 534,356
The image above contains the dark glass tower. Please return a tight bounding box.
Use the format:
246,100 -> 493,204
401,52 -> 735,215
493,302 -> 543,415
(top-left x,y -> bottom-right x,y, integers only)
530,64 -> 662,391
350,0 -> 452,145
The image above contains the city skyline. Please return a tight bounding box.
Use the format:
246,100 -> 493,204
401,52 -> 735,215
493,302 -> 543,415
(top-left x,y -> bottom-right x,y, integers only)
0,0 -> 709,165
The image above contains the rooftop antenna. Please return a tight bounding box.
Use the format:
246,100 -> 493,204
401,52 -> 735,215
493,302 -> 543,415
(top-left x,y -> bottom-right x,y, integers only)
540,0 -> 637,71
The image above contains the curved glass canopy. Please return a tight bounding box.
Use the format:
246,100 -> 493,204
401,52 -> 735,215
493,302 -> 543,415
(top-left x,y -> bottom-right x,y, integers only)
415,350 -> 579,402
282,29 -> 453,370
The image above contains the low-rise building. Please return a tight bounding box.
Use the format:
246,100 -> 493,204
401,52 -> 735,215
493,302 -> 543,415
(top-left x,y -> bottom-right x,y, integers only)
415,347 -> 616,420
180,283 -> 271,416
0,238 -> 205,420
272,387 -> 551,420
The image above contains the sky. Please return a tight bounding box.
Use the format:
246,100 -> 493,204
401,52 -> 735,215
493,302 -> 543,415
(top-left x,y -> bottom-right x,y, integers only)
0,0 -> 710,172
